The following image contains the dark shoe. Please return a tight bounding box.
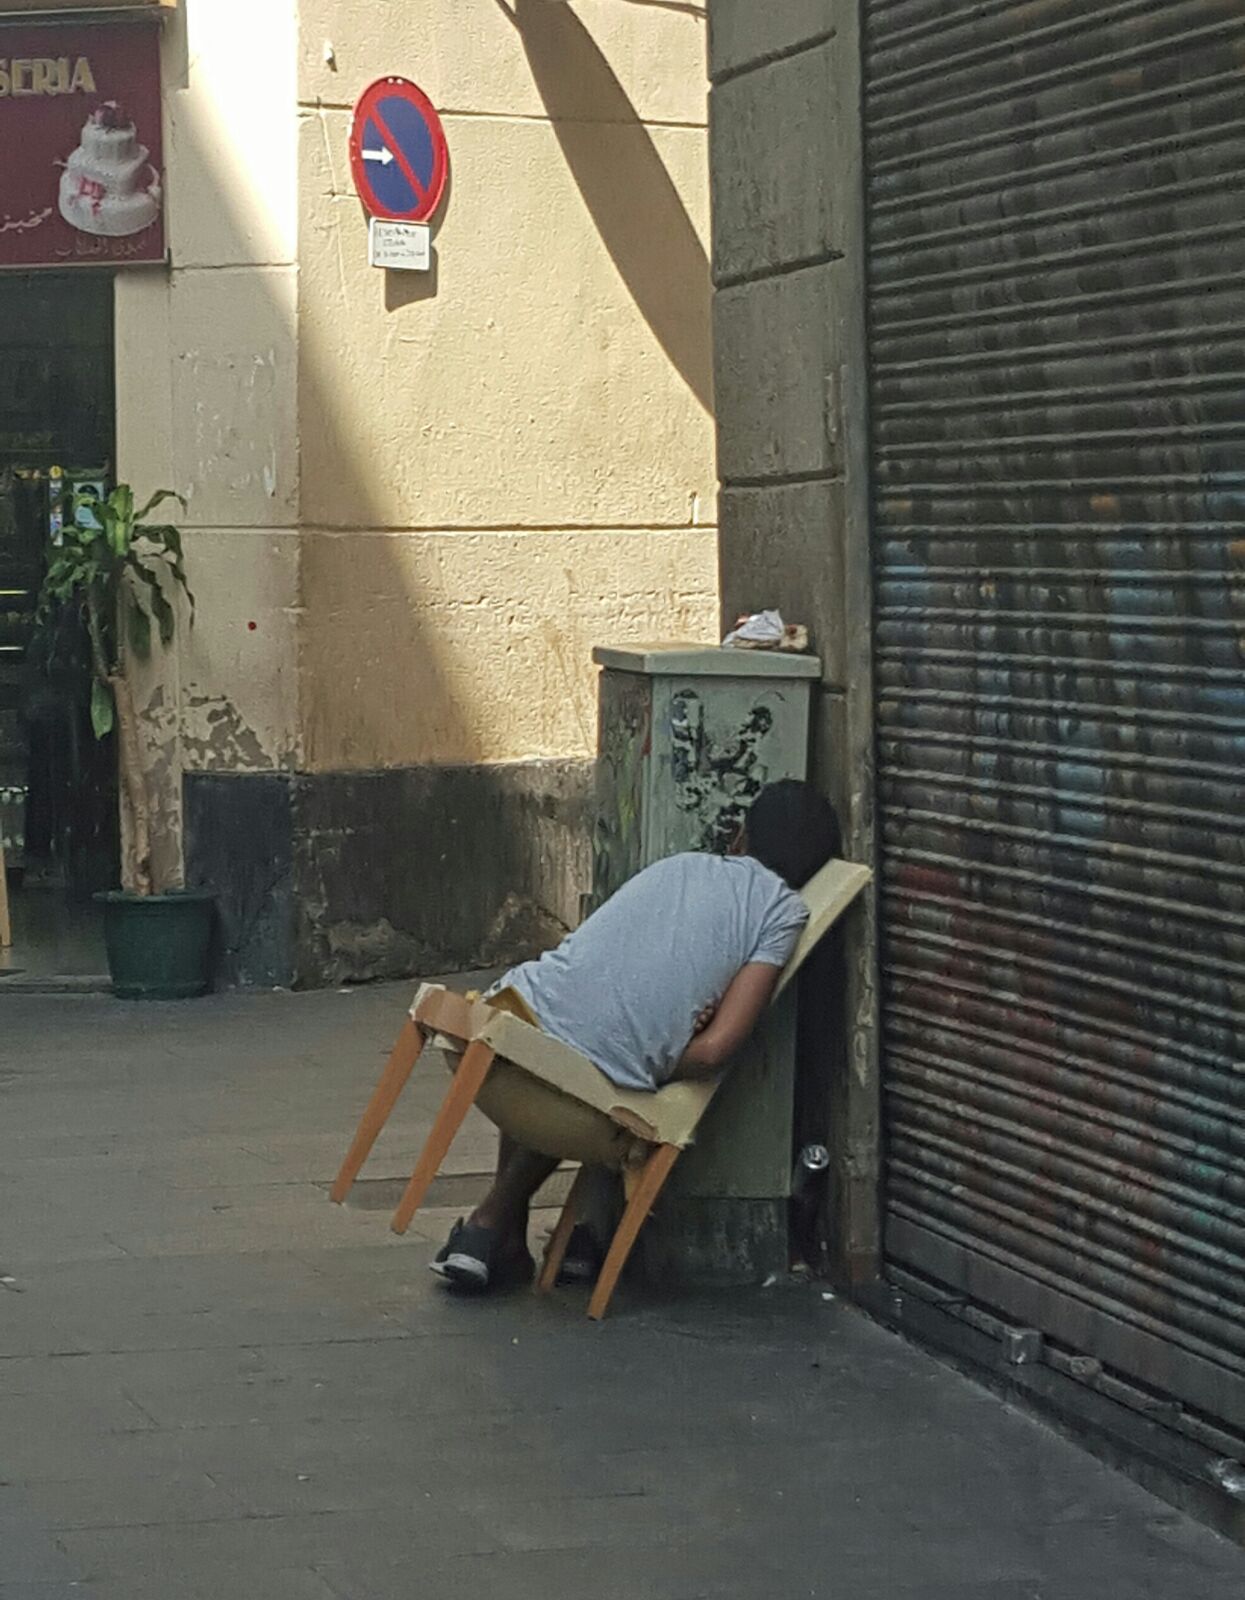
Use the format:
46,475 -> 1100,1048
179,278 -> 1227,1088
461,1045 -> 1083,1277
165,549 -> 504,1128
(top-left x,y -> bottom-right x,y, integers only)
429,1219 -> 534,1293
491,1241 -> 536,1290
555,1223 -> 603,1286
429,1218 -> 492,1290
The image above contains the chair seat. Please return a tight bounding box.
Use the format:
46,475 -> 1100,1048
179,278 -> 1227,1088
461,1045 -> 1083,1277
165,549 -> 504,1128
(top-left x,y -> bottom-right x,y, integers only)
480,1008 -> 721,1149
413,982 -> 717,1157
475,1060 -> 644,1170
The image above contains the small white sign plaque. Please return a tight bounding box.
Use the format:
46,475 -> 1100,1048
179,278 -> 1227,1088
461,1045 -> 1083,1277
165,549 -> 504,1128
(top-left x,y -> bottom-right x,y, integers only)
368,218 -> 431,272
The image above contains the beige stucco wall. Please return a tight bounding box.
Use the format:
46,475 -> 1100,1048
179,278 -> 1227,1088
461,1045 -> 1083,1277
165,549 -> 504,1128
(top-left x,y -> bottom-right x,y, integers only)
116,0 -> 717,834
297,0 -> 717,772
117,0 -> 301,759
114,0 -> 300,882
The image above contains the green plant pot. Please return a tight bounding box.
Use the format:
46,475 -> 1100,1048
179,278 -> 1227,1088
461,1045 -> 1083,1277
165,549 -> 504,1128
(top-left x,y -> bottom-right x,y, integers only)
95,888 -> 217,1000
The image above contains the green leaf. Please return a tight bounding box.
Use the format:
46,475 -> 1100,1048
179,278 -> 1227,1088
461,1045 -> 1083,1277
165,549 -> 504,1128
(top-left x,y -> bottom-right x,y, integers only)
35,549 -> 95,629
127,555 -> 177,646
90,678 -> 114,740
112,483 -> 134,528
126,592 -> 153,659
135,488 -> 186,522
98,501 -> 123,556
151,582 -> 176,646
140,526 -> 195,619
33,486 -> 189,664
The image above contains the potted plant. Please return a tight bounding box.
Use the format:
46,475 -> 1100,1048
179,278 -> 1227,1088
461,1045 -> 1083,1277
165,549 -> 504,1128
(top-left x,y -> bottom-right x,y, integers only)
36,484 -> 215,998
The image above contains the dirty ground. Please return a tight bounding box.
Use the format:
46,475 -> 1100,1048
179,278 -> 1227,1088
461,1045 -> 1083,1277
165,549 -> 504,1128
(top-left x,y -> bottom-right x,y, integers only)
3,985 -> 1244,1599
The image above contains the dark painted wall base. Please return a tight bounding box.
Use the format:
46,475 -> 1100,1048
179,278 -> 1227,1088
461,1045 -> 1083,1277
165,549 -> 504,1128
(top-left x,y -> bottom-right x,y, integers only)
184,760 -> 594,990
574,1172 -> 788,1291
184,773 -> 296,989
640,1198 -> 788,1289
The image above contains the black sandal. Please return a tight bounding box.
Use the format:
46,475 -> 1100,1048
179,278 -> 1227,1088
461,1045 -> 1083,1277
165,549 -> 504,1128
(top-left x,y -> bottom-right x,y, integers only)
430,1219 -> 534,1292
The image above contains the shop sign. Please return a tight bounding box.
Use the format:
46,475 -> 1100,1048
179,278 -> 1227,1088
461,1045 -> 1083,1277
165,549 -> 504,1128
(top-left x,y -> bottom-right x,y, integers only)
0,3 -> 175,13
0,20 -> 164,270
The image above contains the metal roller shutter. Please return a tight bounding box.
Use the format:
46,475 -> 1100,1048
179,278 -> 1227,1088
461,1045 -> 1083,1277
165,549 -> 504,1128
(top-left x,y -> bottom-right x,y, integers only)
863,0 -> 1245,1432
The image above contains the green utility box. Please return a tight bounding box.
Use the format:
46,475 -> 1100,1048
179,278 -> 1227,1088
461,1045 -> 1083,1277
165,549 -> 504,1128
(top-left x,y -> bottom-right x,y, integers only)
592,643 -> 820,1285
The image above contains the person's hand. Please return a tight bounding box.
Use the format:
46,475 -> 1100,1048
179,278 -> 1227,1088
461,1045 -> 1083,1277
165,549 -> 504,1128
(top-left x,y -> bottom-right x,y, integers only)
673,963 -> 782,1081
693,1002 -> 718,1035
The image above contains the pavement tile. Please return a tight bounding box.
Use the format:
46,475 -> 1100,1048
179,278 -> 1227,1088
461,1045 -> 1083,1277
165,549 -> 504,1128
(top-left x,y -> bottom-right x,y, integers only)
8,1431 -> 205,1491
1011,1514 -> 1245,1597
4,1388 -> 154,1440
81,1571 -> 338,1600
217,1444 -> 651,1519
18,1470 -> 240,1533
0,1505 -> 81,1586
309,1533 -> 882,1600
0,1587 -> 99,1600
2,985 -> 1242,1600
55,1506 -> 495,1582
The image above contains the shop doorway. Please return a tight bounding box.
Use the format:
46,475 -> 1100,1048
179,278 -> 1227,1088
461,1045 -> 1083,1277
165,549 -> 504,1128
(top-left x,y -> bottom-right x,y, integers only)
0,271 -> 116,984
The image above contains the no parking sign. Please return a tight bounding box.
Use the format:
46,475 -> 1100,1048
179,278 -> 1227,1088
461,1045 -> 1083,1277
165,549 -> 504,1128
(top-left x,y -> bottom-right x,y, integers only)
349,77 -> 449,225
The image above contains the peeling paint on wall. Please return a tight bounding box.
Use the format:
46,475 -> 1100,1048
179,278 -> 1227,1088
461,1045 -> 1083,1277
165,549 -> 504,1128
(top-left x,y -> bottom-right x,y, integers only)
182,690 -> 270,771
138,682 -> 183,890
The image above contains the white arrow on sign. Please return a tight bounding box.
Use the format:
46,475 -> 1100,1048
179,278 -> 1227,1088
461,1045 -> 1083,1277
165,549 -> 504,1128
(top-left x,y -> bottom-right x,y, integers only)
362,146 -> 394,165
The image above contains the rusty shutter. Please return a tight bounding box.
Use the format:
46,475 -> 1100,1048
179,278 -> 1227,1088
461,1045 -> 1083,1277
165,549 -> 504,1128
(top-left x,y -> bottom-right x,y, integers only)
864,0 -> 1245,1432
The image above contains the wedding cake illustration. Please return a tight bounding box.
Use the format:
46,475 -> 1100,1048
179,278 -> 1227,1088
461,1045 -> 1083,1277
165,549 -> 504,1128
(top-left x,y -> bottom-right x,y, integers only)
58,102 -> 161,239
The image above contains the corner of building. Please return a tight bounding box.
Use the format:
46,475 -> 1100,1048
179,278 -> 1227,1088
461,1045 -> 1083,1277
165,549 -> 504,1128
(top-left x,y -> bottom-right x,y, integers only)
707,0 -> 881,1285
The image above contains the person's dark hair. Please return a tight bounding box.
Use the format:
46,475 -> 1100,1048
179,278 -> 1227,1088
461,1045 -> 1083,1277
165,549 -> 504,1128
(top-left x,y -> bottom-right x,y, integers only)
745,780 -> 841,889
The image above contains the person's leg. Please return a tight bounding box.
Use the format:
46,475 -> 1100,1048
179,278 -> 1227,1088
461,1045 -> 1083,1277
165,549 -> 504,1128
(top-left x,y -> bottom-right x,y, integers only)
470,1138 -> 558,1253
495,1131 -> 519,1178
430,1135 -> 558,1290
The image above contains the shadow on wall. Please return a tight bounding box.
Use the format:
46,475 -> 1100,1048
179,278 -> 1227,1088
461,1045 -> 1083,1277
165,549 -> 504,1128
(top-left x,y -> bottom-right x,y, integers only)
175,0 -> 710,984
496,0 -> 713,413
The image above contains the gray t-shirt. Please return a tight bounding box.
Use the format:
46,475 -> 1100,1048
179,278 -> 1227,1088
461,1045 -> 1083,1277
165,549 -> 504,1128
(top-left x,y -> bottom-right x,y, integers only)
494,853 -> 809,1091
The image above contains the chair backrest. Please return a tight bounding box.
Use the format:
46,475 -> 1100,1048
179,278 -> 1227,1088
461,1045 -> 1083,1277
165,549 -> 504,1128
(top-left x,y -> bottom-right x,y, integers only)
774,859 -> 872,998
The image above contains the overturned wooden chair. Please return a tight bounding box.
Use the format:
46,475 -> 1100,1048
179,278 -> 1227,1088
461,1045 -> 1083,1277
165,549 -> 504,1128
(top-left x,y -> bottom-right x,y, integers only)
331,857 -> 872,1319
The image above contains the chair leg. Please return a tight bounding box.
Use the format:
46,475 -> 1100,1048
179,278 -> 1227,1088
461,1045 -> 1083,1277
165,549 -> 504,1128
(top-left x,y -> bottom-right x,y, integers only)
587,1144 -> 680,1321
330,1019 -> 426,1204
537,1165 -> 589,1294
391,1039 -> 496,1235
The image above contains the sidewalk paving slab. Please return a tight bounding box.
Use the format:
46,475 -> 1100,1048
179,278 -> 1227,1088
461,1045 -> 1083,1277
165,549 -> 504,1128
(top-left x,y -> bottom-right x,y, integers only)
3,985 -> 1244,1599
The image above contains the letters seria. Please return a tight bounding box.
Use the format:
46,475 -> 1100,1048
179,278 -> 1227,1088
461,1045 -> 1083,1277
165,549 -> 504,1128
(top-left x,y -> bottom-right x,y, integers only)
0,58 -> 97,98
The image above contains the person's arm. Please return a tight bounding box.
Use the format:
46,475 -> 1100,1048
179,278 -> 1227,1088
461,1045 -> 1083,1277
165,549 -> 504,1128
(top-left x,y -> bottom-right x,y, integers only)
670,962 -> 782,1081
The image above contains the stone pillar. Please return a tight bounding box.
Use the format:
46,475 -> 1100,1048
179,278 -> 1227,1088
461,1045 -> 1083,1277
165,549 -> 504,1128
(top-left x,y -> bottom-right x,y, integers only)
707,0 -> 881,1285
